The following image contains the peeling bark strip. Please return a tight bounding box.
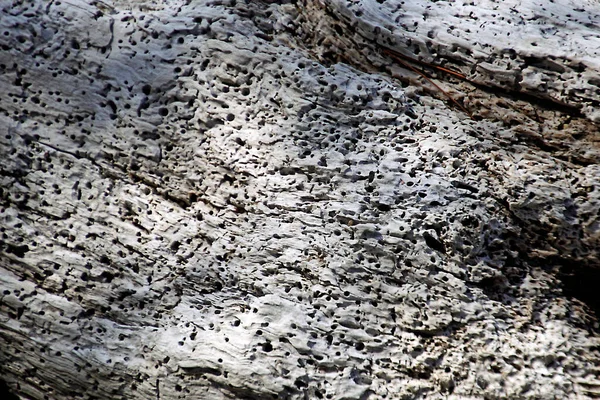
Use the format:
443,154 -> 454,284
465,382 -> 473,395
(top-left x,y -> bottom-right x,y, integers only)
1,1 -> 599,399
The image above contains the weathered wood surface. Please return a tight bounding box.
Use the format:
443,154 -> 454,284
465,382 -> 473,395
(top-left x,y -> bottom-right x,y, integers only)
1,0 -> 599,399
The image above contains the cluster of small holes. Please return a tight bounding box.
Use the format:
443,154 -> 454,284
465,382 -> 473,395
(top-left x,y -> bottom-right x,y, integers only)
0,1 -> 599,400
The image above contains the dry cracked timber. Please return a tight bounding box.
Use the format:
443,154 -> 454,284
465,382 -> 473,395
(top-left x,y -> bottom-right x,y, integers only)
0,0 -> 599,399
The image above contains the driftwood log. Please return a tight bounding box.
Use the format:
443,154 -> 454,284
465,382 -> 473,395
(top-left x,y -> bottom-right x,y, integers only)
1,0 -> 599,399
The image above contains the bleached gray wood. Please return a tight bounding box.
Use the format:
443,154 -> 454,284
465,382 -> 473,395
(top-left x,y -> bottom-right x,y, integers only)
1,0 -> 599,399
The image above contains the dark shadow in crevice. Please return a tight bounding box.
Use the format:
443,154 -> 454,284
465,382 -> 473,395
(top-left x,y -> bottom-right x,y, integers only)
0,379 -> 19,400
557,259 -> 600,332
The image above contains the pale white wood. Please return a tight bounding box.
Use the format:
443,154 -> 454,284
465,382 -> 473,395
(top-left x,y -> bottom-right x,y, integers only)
0,1 -> 598,399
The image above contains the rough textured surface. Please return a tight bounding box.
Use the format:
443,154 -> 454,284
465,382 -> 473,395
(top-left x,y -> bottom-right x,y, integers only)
0,0 -> 599,399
